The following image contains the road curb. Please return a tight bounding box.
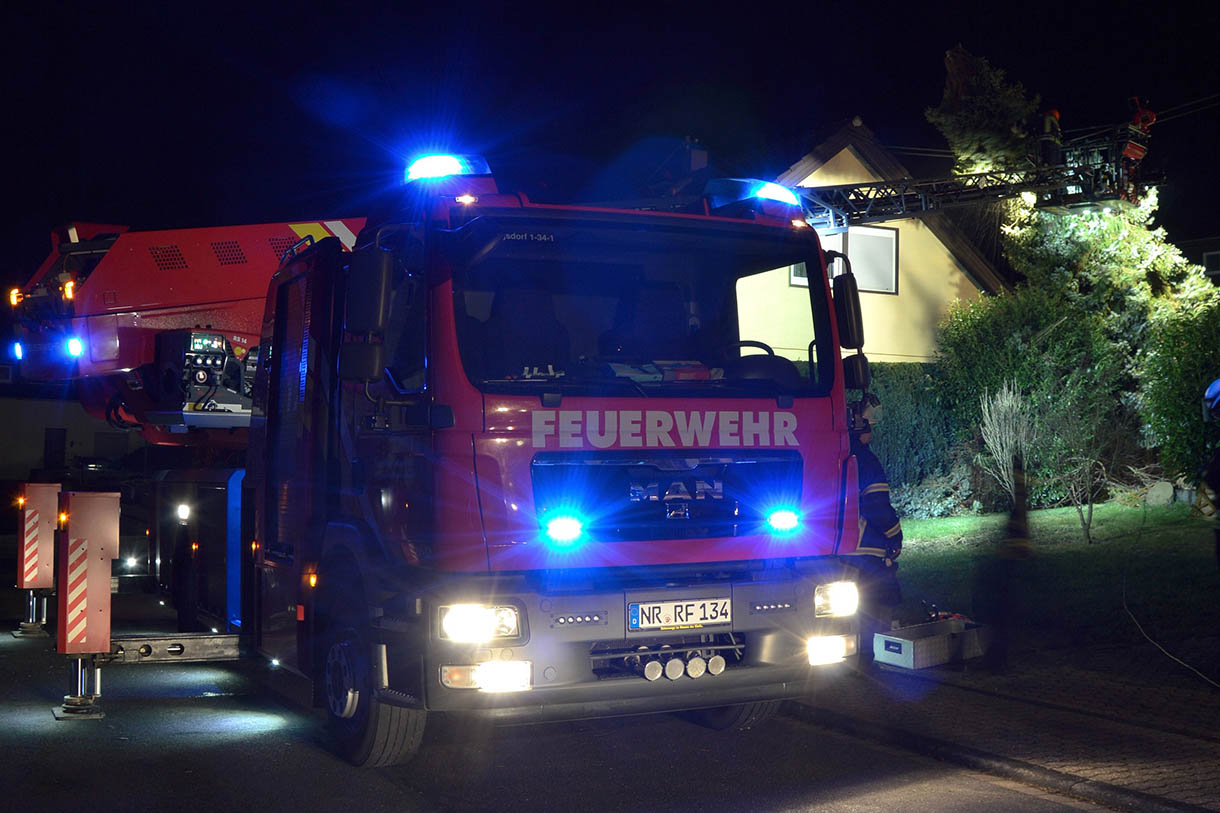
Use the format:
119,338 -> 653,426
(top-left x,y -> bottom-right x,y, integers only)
788,702 -> 1205,812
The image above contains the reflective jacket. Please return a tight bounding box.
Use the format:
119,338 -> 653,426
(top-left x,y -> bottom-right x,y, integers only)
851,439 -> 903,560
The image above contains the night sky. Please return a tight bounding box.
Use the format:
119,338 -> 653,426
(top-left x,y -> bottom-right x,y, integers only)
5,1 -> 1217,290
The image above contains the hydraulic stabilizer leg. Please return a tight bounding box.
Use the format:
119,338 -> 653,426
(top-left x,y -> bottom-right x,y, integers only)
12,589 -> 50,638
53,655 -> 105,720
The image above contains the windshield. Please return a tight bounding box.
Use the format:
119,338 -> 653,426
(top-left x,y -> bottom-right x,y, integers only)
451,231 -> 832,397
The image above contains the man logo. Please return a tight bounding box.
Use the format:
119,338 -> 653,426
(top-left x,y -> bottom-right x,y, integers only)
629,480 -> 723,503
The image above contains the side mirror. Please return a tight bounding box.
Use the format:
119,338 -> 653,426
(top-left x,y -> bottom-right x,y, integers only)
842,353 -> 870,391
828,252 -> 864,350
346,248 -> 396,335
338,343 -> 385,382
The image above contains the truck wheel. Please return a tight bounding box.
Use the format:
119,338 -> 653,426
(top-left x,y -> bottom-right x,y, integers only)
681,700 -> 782,733
319,585 -> 425,767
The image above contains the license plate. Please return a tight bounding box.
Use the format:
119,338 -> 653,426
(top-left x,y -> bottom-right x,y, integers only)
628,597 -> 732,631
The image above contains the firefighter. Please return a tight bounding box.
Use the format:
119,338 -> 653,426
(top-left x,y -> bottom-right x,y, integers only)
1040,109 -> 1062,166
1198,378 -> 1220,570
849,394 -> 903,667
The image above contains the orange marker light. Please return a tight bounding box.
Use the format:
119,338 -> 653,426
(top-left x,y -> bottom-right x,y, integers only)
308,573 -> 318,588
455,194 -> 478,205
191,542 -> 199,552
251,540 -> 259,552
9,288 -> 20,307
791,219 -> 809,229
58,512 -> 68,525
63,281 -> 75,300
17,496 -> 25,508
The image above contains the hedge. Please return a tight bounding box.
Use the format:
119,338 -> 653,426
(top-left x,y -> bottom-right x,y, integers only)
1139,299 -> 1220,479
851,361 -> 952,489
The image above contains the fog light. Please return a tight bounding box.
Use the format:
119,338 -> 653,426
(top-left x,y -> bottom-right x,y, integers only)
814,581 -> 859,617
177,503 -> 191,522
807,635 -> 849,665
472,660 -> 531,693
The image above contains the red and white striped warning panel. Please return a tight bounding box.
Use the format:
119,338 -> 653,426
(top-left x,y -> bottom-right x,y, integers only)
56,492 -> 120,656
64,537 -> 89,646
16,483 -> 59,590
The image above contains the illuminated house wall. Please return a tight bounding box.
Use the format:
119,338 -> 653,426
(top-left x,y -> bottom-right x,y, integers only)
739,120 -> 1008,364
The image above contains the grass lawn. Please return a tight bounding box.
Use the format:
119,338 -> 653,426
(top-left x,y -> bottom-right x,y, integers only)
894,502 -> 1220,649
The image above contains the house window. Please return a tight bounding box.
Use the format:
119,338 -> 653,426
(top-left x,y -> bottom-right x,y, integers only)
1203,250 -> 1220,278
790,226 -> 898,294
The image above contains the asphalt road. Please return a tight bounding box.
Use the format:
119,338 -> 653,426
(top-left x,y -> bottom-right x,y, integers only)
1,605 -> 1104,813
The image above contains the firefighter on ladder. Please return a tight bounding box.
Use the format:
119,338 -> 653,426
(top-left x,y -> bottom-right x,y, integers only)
849,394 -> 903,667
1040,109 -> 1063,166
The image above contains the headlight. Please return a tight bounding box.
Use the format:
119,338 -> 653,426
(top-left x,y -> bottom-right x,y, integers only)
439,604 -> 521,643
814,581 -> 859,617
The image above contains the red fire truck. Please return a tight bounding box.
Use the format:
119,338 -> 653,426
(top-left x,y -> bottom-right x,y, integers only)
244,155 -> 868,764
12,154 -> 870,766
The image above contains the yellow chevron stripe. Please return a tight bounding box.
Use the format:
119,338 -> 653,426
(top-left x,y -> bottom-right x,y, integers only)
862,483 -> 890,495
883,522 -> 902,538
289,223 -> 331,245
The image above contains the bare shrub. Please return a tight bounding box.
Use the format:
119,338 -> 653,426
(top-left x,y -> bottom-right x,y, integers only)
977,380 -> 1035,506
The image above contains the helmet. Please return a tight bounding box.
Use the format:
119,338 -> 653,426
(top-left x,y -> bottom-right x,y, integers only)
1205,378 -> 1220,422
853,393 -> 880,435
1047,109 -> 1060,120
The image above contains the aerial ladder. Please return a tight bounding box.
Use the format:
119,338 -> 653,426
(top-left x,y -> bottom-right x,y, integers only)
9,218 -> 364,445
796,115 -> 1156,232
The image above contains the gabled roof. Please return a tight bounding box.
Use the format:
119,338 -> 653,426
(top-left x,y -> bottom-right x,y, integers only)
776,119 -> 1010,294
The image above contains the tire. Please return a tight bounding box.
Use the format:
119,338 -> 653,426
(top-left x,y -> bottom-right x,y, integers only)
681,700 -> 783,733
319,576 -> 425,767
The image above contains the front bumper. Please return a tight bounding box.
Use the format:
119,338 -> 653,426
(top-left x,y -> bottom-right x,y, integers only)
405,565 -> 858,723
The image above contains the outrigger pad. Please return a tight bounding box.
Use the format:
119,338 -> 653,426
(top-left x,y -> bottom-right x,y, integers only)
52,699 -> 105,721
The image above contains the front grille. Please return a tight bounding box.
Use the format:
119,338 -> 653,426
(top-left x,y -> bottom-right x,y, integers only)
531,450 -> 802,541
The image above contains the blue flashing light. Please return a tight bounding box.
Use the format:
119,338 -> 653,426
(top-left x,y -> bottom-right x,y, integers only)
407,154 -> 464,181
10,342 -> 22,361
754,182 -> 800,206
65,337 -> 84,358
405,153 -> 491,183
766,509 -> 801,533
544,515 -> 585,548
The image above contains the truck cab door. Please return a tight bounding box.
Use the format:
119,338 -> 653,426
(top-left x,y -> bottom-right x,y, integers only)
257,238 -> 343,669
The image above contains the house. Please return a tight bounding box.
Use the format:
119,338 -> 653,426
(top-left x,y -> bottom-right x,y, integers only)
738,119 -> 1010,364
1177,235 -> 1220,284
